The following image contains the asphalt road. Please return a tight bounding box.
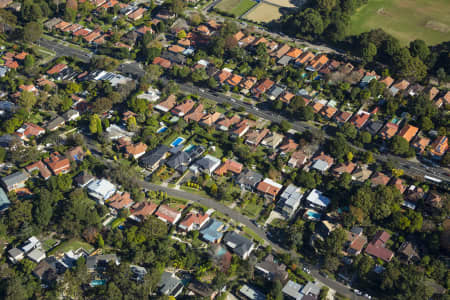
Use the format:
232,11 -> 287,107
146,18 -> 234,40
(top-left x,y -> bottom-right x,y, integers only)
37,38 -> 92,63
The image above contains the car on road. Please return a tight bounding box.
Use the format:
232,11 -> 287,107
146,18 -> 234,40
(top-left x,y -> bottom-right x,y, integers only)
199,89 -> 205,92
303,267 -> 311,274
364,293 -> 372,299
353,289 -> 363,296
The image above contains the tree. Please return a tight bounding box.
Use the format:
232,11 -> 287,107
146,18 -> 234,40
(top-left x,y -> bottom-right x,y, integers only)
419,116 -> 433,131
347,151 -> 353,162
0,147 -> 5,163
409,39 -> 429,61
24,21 -> 42,42
18,91 -> 37,112
127,116 -> 137,131
177,30 -> 186,39
89,114 -> 100,134
390,136 -> 413,157
97,234 -> 104,248
361,42 -> 377,62
301,9 -> 324,36
360,131 -> 372,144
24,54 -> 34,68
317,0 -> 336,11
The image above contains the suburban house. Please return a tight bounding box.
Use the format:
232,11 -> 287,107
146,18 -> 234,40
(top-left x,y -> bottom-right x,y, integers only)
412,136 -> 430,154
279,139 -> 298,155
86,179 -> 117,204
178,211 -> 210,231
191,155 -> 221,175
125,142 -> 147,159
239,285 -> 266,300
15,123 -> 45,140
429,136 -> 448,159
129,201 -> 158,222
86,254 -> 119,272
397,124 -> 419,142
305,189 -> 330,210
349,111 -> 370,129
171,99 -> 195,117
255,254 -> 288,282
380,122 -> 399,140
365,231 -> 394,262
139,145 -> 170,172
166,151 -> 192,173
1,170 -> 30,192
332,162 -> 356,176
214,159 -> 243,176
261,132 -> 284,149
187,281 -> 218,299
277,184 -> 303,218
398,241 -> 420,263
345,227 -> 367,255
245,128 -> 270,147
107,192 -> 134,211
33,257 -> 67,283
200,112 -> 222,127
370,172 -> 391,187
256,178 -> 283,200
154,95 -> 177,112
44,152 -> 71,175
223,231 -> 255,260
66,146 -> 85,162
310,152 -> 334,172
334,111 -> 353,124
217,115 -> 241,131
46,116 -> 65,131
252,79 -> 275,98
200,219 -> 224,243
288,150 -> 309,168
184,104 -> 205,122
25,161 -> 51,180
158,271 -> 184,297
155,204 -> 182,224
74,171 -> 95,187
231,119 -> 251,138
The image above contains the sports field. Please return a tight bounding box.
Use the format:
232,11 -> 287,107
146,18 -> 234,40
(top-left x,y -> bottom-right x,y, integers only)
264,0 -> 296,8
245,2 -> 283,23
215,0 -> 257,17
349,0 -> 450,45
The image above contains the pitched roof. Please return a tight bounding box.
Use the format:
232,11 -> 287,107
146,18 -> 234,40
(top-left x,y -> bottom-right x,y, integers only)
397,124 -> 418,142
214,159 -> 243,176
279,91 -> 294,103
349,111 -> 370,128
128,7 -> 147,20
107,192 -> 134,210
279,139 -> 298,153
390,178 -> 406,194
125,142 -> 148,157
168,44 -> 185,53
152,57 -> 172,69
256,178 -> 283,197
155,94 -> 177,112
172,99 -> 195,116
393,79 -> 410,91
380,122 -> 399,139
44,152 -> 71,175
130,201 -> 158,221
226,74 -> 243,86
332,162 -> 356,175
184,104 -> 205,122
365,231 -> 394,262
430,135 -> 448,157
155,204 -> 181,224
179,212 -> 209,229
200,112 -> 222,126
335,111 -> 353,123
25,161 -> 51,179
285,48 -> 302,58
370,172 -> 390,186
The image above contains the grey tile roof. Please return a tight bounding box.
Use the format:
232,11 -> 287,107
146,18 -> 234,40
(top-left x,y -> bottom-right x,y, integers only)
1,170 -> 29,189
223,231 -> 253,258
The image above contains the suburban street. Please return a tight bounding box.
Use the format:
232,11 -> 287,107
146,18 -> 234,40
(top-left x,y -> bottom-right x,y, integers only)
37,37 -> 92,63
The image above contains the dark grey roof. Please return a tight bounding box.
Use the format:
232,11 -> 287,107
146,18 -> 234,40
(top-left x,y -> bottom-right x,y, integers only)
223,231 -> 253,258
0,187 -> 10,211
33,256 -> 67,282
140,145 -> 170,168
236,169 -> 263,188
0,134 -> 18,147
158,271 -> 184,296
365,120 -> 384,135
277,55 -> 292,66
86,254 -> 118,271
74,171 -> 95,186
166,151 -> 191,172
161,51 -> 186,64
46,116 -> 65,130
269,85 -> 284,98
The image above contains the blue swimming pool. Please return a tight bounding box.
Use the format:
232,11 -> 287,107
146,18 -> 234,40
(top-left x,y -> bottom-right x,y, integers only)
170,137 -> 185,147
391,117 -> 400,124
90,280 -> 106,287
157,126 -> 168,133
306,210 -> 321,220
184,144 -> 196,153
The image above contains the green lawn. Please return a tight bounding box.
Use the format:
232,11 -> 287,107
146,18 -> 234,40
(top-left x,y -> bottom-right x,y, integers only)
349,0 -> 450,45
48,239 -> 95,256
239,201 -> 263,219
42,238 -> 59,252
242,227 -> 264,244
215,0 -> 257,17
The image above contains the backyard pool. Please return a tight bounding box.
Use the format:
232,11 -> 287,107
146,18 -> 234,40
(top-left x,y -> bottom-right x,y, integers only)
184,144 -> 196,153
157,126 -> 168,133
170,137 -> 185,147
305,210 -> 321,220
391,117 -> 400,124
90,280 -> 106,287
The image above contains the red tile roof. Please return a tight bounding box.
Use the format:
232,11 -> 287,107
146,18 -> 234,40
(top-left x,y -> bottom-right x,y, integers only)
155,204 -> 182,224
125,142 -> 148,158
365,231 -> 394,262
25,161 -> 51,179
179,212 -> 209,230
370,172 -> 390,186
153,57 -> 172,69
397,124 -> 419,142
47,63 -> 67,75
107,192 -> 134,210
130,201 -> 158,221
44,152 -> 71,175
214,159 -> 243,176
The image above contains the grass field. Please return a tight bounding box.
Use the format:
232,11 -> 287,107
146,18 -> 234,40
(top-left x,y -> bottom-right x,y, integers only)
245,2 -> 283,23
265,0 -> 297,8
215,0 -> 257,17
349,0 -> 450,45
48,239 -> 95,256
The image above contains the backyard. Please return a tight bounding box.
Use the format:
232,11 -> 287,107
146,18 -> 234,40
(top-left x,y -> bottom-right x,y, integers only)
349,0 -> 450,45
214,0 -> 257,17
48,238 -> 95,256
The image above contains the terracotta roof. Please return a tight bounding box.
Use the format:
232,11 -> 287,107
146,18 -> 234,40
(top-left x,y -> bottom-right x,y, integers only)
370,172 -> 390,186
279,91 -> 294,103
412,136 -> 430,153
279,139 -> 298,153
216,70 -> 232,84
156,94 -> 177,110
44,152 -> 71,175
253,37 -> 268,46
196,25 -> 210,35
320,105 -> 337,119
172,99 -> 195,116
107,192 -> 134,210
153,57 -> 171,69
397,124 -> 418,142
379,76 -> 394,87
239,35 -> 255,46
333,162 -> 356,175
273,44 -> 290,58
217,114 -> 240,129
253,79 -> 274,95
4,60 -> 19,69
130,201 -> 157,221
233,31 -> 245,41
179,212 -> 209,229
285,48 -> 302,58
365,231 -> 394,262
335,111 -> 353,123
19,84 -> 36,92
214,159 -> 243,176
36,77 -> 56,88
308,54 -> 328,70
349,111 -> 370,129
55,21 -> 71,30
128,7 -> 147,20
67,146 -> 84,161
393,79 -> 410,91
63,23 -> 82,33
226,74 -> 242,86
390,178 -> 406,194
289,150 -> 308,167
73,28 -> 91,36
200,112 -> 221,126
424,87 -> 439,101
380,122 -> 399,140
14,52 -> 28,60
184,104 -> 205,122
207,19 -> 220,30
15,123 -> 45,139
168,44 -> 185,53
125,142 -> 148,157
178,38 -> 191,47
47,63 -> 67,75
312,152 -> 334,166
25,161 -> 51,179
239,76 -> 257,90
311,102 -> 324,113
245,128 -> 269,146
256,179 -> 282,197
295,52 -> 315,64
84,31 -> 102,43
155,204 -> 181,224
136,25 -> 153,35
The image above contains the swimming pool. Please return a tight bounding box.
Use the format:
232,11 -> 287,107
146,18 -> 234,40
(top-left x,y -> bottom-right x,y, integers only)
90,280 -> 106,287
391,117 -> 400,124
306,210 -> 321,220
157,126 -> 168,133
184,144 -> 196,153
170,137 -> 185,147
